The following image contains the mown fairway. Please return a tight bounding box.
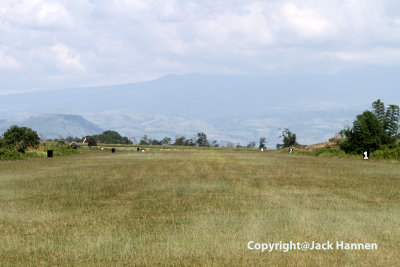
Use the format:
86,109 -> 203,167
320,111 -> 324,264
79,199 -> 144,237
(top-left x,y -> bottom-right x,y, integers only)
0,149 -> 399,266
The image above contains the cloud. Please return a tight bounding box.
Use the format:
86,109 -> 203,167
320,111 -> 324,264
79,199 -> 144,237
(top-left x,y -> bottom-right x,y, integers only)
1,0 -> 400,93
0,51 -> 20,70
4,1 -> 74,30
51,44 -> 84,71
319,47 -> 400,65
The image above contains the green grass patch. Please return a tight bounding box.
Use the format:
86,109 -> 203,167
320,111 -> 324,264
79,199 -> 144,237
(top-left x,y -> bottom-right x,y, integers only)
315,147 -> 348,158
0,142 -> 82,161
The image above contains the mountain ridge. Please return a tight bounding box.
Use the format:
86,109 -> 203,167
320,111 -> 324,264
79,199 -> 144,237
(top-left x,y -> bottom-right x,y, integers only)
1,72 -> 398,146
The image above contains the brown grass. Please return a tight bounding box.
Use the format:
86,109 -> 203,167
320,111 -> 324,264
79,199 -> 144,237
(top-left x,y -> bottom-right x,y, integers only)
0,150 -> 399,266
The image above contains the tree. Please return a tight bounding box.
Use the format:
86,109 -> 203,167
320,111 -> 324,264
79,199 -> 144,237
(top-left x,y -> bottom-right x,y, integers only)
341,100 -> 400,153
96,130 -> 133,144
372,99 -> 399,139
247,142 -> 256,148
151,139 -> 162,145
174,136 -> 186,146
196,132 -> 210,147
161,137 -> 172,145
259,137 -> 266,149
340,111 -> 384,153
87,136 -> 97,147
2,125 -> 40,152
372,99 -> 385,123
184,138 -> 196,146
211,140 -> 219,147
277,128 -> 297,149
140,135 -> 150,145
384,104 -> 399,138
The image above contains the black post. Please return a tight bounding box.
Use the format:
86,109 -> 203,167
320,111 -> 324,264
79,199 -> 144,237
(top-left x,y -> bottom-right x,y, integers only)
47,150 -> 53,158
112,148 -> 116,153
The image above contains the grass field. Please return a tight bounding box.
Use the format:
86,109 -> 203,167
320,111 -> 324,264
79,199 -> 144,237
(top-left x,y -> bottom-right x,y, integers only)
0,149 -> 399,266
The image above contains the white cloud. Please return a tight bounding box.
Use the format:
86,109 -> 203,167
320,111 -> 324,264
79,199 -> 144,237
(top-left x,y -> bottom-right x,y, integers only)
280,3 -> 333,39
1,0 -> 400,92
51,44 -> 84,71
196,5 -> 275,48
0,51 -> 20,70
4,1 -> 74,30
319,47 -> 400,64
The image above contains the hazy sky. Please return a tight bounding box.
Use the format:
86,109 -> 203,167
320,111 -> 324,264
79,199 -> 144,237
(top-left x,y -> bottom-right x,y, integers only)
1,0 -> 400,94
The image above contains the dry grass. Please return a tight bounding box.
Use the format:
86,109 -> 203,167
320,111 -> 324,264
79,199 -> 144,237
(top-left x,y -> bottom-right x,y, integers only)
0,150 -> 399,266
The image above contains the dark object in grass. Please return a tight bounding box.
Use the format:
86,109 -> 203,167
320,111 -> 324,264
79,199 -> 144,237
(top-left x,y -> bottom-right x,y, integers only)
47,150 -> 53,158
69,141 -> 78,149
112,148 -> 116,153
137,147 -> 140,151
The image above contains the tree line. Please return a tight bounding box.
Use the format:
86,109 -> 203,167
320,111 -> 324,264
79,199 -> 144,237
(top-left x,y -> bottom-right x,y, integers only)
1,99 -> 399,158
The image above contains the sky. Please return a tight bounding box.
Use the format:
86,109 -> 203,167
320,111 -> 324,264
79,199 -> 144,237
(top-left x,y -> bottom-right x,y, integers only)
1,0 -> 400,94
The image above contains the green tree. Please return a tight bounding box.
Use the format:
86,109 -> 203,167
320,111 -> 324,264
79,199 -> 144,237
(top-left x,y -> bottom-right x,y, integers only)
372,99 -> 385,123
151,139 -> 162,145
340,111 -> 383,153
140,135 -> 150,145
2,125 -> 40,152
97,130 -> 133,144
247,142 -> 256,148
341,100 -> 400,153
174,136 -> 186,146
384,104 -> 399,138
372,99 -> 399,139
277,128 -> 297,149
259,137 -> 266,149
196,132 -> 210,147
87,136 -> 97,147
184,138 -> 196,146
161,137 -> 172,145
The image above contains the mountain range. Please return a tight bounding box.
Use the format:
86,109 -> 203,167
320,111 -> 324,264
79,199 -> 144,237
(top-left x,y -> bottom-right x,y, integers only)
1,70 -> 399,147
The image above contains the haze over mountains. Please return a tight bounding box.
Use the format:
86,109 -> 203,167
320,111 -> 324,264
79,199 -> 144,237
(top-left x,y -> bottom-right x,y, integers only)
1,70 -> 399,147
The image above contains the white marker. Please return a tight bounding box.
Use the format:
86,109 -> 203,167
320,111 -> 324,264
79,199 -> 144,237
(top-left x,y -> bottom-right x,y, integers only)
363,151 -> 368,160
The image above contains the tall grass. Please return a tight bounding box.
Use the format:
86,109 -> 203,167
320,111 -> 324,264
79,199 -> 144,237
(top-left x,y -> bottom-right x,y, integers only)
0,150 -> 399,265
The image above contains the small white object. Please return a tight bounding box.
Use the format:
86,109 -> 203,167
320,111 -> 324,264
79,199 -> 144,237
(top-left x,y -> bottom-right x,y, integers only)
261,148 -> 264,152
142,150 -> 145,152
101,148 -> 104,150
363,151 -> 368,160
289,148 -> 293,153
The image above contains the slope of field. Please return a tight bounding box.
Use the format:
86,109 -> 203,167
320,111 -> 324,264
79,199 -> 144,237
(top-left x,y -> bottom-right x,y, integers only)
0,150 -> 399,265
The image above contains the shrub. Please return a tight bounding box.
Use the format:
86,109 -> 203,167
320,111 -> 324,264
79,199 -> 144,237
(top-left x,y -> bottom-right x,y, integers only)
315,148 -> 347,158
0,148 -> 22,160
44,143 -> 81,156
2,125 -> 40,152
371,146 -> 400,160
87,137 -> 97,147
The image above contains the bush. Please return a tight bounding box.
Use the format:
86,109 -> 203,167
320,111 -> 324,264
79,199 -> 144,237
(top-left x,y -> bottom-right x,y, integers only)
44,143 -> 81,156
0,148 -> 22,160
315,148 -> 347,158
87,137 -> 97,147
2,125 -> 40,152
371,146 -> 400,160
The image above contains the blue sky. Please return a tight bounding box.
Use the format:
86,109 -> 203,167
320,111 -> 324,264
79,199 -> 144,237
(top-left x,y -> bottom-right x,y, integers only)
1,0 -> 400,95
